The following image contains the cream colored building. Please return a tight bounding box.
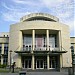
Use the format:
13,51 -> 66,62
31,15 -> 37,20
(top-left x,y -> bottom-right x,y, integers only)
0,13 -> 74,70
8,13 -> 72,70
70,37 -> 75,64
0,32 -> 9,65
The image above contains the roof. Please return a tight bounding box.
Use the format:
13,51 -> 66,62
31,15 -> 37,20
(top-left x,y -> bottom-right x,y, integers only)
20,13 -> 59,22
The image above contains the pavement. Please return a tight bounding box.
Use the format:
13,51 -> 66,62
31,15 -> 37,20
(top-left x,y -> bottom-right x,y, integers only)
0,72 -> 75,75
0,68 -> 75,75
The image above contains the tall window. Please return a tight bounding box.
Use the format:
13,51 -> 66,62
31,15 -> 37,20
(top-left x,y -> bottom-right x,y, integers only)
23,35 -> 32,51
35,35 -> 46,47
23,35 -> 32,45
4,44 -> 8,55
3,56 -> 8,65
49,35 -> 56,48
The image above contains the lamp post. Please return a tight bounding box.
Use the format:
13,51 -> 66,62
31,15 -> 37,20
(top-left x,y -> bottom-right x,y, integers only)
9,50 -> 12,71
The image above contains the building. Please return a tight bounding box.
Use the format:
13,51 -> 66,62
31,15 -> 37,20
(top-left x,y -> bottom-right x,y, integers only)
0,13 -> 74,70
0,32 -> 9,65
70,37 -> 75,65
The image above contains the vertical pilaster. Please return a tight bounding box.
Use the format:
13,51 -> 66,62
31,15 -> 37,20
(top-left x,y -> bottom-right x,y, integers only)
1,44 -> 4,64
47,54 -> 50,70
1,56 -> 3,65
17,31 -> 23,68
32,55 -> 34,70
2,44 -> 4,54
19,31 -> 23,51
46,30 -> 49,51
60,55 -> 62,68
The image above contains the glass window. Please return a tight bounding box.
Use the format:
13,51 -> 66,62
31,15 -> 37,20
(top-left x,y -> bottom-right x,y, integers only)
49,37 -> 55,48
35,35 -> 45,47
23,35 -> 32,45
4,44 -> 8,55
3,57 -> 8,65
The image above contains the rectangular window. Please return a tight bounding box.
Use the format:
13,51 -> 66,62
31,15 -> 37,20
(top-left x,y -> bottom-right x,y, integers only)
23,35 -> 32,51
4,44 -> 8,55
3,57 -> 8,65
49,36 -> 55,48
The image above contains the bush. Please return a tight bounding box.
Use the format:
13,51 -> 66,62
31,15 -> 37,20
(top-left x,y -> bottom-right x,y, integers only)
0,64 -> 7,68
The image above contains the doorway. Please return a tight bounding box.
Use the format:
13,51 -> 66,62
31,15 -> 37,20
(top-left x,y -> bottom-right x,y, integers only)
36,59 -> 44,69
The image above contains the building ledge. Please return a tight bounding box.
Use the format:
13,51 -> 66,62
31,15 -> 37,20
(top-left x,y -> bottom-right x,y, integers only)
14,50 -> 31,53
51,50 -> 67,53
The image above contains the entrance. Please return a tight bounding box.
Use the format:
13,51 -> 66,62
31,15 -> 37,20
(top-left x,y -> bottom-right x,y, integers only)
24,59 -> 31,69
50,57 -> 57,69
36,59 -> 44,69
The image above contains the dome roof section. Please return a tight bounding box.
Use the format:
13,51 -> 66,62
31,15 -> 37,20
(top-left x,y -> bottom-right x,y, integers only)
20,13 -> 59,22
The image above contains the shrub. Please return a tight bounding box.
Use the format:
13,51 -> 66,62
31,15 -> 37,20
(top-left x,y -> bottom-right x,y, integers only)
0,64 -> 7,68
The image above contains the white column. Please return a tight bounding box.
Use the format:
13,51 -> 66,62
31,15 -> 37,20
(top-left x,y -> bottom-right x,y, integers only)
32,55 -> 34,70
32,30 -> 35,70
32,30 -> 35,51
47,54 -> 50,70
59,31 -> 62,68
1,44 -> 4,64
46,30 -> 49,51
1,56 -> 3,65
2,44 -> 4,54
60,55 -> 62,68
58,31 -> 61,51
19,31 -> 23,51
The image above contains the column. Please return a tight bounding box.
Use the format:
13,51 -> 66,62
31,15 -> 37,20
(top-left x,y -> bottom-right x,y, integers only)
17,55 -> 22,68
58,31 -> 62,69
32,30 -> 35,70
19,31 -> 23,51
60,55 -> 62,68
58,31 -> 61,51
1,56 -> 3,65
32,55 -> 34,70
47,54 -> 50,70
32,30 -> 35,51
2,44 -> 4,54
1,44 -> 4,64
46,30 -> 49,51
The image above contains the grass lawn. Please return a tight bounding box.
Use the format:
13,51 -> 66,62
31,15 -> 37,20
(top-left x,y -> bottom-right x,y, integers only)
0,68 -> 10,73
0,68 -> 21,73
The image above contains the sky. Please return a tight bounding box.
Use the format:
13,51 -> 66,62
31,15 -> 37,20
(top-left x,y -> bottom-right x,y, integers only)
0,0 -> 75,36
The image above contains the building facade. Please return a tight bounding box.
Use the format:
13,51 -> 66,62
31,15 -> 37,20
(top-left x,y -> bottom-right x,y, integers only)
70,37 -> 75,65
0,33 -> 9,65
0,13 -> 74,70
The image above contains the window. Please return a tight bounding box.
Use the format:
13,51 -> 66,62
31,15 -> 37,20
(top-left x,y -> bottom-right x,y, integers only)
4,44 -> 8,55
3,57 -> 8,65
23,35 -> 32,45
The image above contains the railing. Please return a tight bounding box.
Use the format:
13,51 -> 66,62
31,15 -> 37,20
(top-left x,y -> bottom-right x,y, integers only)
23,46 -> 32,51
50,47 -> 59,51
35,47 -> 47,51
23,45 -> 59,51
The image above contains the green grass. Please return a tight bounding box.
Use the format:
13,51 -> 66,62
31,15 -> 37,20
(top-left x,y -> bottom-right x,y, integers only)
0,68 -> 10,73
0,68 -> 21,73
